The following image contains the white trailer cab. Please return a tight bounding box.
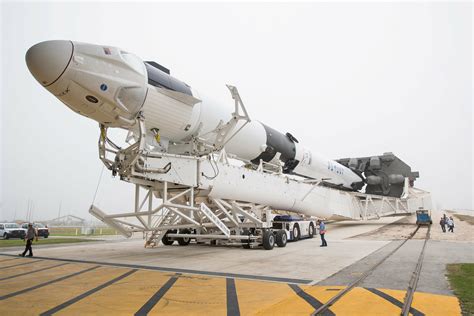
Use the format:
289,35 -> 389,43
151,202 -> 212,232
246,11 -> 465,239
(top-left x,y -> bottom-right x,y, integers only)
272,215 -> 317,241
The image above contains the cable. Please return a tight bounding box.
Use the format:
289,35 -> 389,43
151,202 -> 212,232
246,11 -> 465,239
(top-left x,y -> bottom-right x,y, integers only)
91,165 -> 105,205
202,154 -> 220,180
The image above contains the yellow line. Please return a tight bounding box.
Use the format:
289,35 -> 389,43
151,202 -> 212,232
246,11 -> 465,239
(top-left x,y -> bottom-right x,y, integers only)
149,274 -> 227,315
0,257 -> 27,267
412,291 -> 461,315
328,287 -> 402,315
236,279 -> 307,316
0,263 -> 92,298
0,257 -> 463,316
56,269 -> 174,315
380,288 -> 462,316
0,260 -> 57,278
0,266 -> 129,315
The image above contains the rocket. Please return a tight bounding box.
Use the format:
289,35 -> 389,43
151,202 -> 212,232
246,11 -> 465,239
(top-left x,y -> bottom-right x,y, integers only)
26,40 -> 364,191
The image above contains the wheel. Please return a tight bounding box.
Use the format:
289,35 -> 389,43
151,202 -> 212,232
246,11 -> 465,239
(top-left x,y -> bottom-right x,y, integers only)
161,230 -> 176,246
276,230 -> 287,247
44,235 -> 49,238
262,230 -> 275,250
308,223 -> 315,238
177,229 -> 191,246
241,234 -> 252,249
241,231 -> 253,249
4,233 -> 9,240
292,224 -> 300,241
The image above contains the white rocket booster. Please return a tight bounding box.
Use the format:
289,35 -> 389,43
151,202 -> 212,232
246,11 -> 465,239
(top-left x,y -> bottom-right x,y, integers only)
26,40 -> 364,190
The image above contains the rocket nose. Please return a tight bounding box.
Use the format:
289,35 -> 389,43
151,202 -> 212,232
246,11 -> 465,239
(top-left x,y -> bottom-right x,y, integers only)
26,40 -> 73,86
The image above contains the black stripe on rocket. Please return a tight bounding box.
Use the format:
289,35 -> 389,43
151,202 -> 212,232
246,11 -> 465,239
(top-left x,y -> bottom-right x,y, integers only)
251,124 -> 300,173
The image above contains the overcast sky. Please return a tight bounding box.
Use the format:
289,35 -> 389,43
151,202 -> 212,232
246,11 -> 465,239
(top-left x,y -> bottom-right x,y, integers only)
1,1 -> 472,221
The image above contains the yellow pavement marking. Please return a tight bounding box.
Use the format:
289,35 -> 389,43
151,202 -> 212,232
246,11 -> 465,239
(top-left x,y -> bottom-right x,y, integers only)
0,260 -> 58,278
328,287 -> 403,315
0,257 -> 28,267
150,274 -> 227,315
412,292 -> 461,315
253,284 -> 330,315
55,270 -> 174,315
0,257 -> 21,265
0,257 -> 463,316
0,263 -> 92,297
380,288 -> 462,316
0,266 -> 130,315
236,279 -> 305,316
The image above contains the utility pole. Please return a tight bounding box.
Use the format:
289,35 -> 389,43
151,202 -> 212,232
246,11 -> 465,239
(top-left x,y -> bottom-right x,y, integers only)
58,200 -> 62,220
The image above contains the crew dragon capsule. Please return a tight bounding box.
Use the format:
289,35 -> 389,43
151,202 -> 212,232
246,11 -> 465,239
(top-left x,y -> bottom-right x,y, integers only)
26,40 -> 364,190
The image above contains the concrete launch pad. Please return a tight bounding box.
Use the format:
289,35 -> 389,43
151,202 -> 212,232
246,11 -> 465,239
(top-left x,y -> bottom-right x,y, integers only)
1,213 -> 471,315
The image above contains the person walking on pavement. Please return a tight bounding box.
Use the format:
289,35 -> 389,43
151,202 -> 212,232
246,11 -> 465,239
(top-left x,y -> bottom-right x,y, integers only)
317,220 -> 327,247
439,217 -> 446,233
20,223 -> 37,257
443,214 -> 448,231
447,216 -> 455,233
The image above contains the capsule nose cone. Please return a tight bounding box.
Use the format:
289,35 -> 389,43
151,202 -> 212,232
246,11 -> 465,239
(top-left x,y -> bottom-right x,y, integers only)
26,40 -> 73,86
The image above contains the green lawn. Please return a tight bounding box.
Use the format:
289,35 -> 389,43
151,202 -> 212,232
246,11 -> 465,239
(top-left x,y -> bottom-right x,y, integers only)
49,227 -> 118,236
0,238 -> 99,248
447,263 -> 474,315
452,214 -> 474,225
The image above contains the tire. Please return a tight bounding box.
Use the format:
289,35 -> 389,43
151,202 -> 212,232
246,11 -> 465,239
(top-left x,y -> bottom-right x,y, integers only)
161,230 -> 176,246
177,229 -> 191,246
292,224 -> 300,241
262,230 -> 275,250
4,233 -> 9,240
241,235 -> 252,249
44,235 -> 49,239
276,230 -> 287,247
308,223 -> 315,238
241,231 -> 253,249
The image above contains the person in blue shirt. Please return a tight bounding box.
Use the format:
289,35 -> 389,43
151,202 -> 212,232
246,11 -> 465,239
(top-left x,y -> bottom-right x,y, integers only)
317,220 -> 328,247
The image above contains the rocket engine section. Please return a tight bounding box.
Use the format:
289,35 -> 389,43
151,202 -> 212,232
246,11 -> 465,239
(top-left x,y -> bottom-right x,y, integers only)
337,152 -> 419,197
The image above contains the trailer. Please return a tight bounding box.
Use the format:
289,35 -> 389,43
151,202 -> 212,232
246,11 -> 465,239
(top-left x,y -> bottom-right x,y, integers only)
89,115 -> 432,250
87,88 -> 432,250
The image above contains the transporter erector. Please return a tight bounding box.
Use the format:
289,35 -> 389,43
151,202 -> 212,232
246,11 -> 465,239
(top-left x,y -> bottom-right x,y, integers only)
26,40 -> 431,249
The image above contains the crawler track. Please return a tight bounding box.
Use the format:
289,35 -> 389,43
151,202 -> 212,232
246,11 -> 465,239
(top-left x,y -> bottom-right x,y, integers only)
312,224 -> 431,316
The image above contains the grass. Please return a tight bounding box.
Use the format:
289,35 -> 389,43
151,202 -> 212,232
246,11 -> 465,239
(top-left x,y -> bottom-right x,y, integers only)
446,263 -> 474,315
452,214 -> 474,225
49,227 -> 118,236
0,238 -> 99,248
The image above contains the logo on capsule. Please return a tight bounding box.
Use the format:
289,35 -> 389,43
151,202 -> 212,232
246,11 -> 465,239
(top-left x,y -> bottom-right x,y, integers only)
86,95 -> 99,103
